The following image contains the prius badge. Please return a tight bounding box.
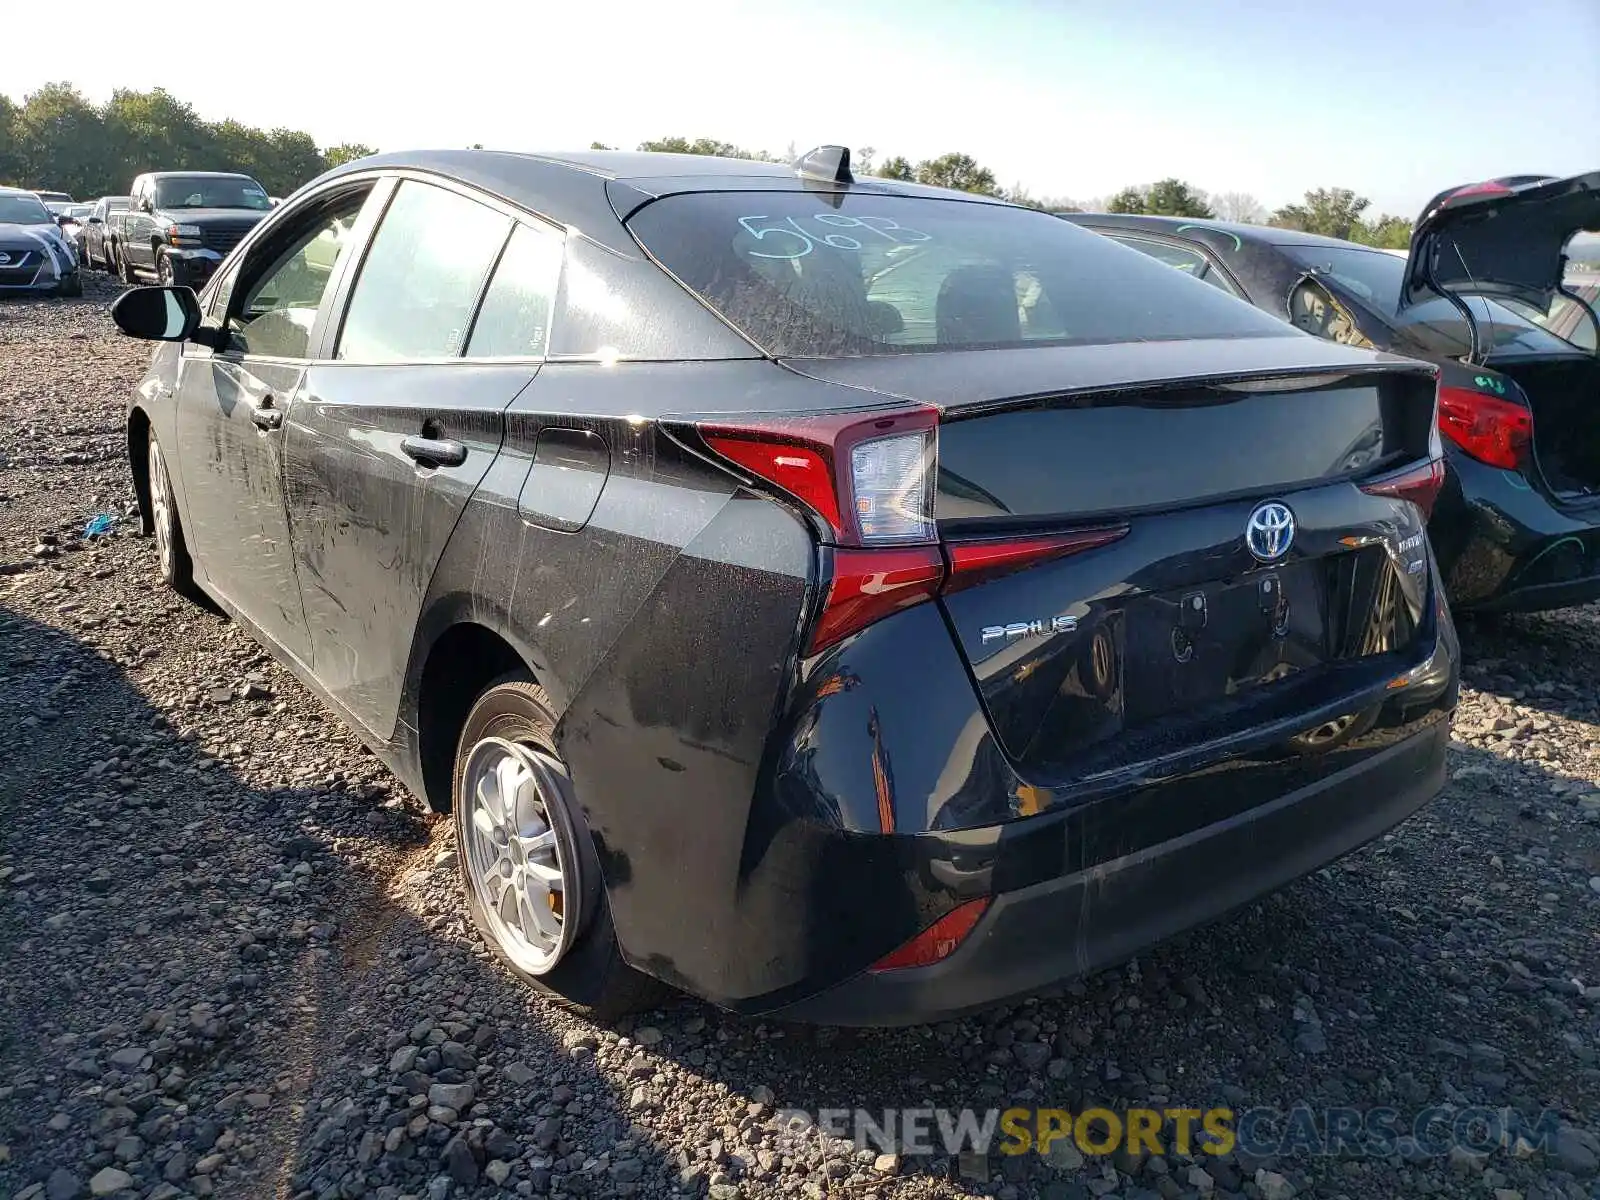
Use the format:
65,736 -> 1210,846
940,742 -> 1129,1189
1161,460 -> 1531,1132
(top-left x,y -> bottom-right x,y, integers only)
981,614 -> 1077,645
1245,501 -> 1295,563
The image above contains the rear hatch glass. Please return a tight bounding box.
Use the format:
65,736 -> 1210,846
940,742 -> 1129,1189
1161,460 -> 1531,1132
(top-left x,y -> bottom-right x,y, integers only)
626,190 -> 1297,358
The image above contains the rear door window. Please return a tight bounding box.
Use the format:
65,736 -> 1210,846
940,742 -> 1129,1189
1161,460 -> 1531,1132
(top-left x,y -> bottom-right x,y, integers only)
627,191 -> 1291,358
336,180 -> 512,362
465,223 -> 564,358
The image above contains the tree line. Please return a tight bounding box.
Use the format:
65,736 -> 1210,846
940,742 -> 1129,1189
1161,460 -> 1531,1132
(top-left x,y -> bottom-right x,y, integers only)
0,83 -> 374,200
0,83 -> 1412,249
629,138 -> 1415,247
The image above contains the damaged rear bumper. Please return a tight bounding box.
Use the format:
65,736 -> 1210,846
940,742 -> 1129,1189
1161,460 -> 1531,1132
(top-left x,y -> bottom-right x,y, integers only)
770,714 -> 1449,1026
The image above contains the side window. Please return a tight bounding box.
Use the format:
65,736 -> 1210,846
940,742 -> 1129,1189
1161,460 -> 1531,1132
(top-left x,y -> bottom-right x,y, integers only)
466,223 -> 564,358
337,181 -> 511,362
225,188 -> 370,359
1109,235 -> 1243,297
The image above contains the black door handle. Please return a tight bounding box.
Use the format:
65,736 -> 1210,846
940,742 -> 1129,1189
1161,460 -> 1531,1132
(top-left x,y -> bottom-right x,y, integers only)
251,407 -> 282,431
401,435 -> 467,467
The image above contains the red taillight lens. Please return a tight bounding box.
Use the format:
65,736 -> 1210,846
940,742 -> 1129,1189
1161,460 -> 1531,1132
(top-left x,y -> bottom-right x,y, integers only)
1360,457 -> 1446,519
1448,180 -> 1514,201
868,897 -> 990,973
702,436 -> 843,531
701,406 -> 938,547
1436,384 -> 1530,470
943,526 -> 1131,594
810,547 -> 944,654
702,406 -> 943,652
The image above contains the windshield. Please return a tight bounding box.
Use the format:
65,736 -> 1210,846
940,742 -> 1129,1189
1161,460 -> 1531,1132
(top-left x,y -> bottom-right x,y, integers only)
629,191 -> 1294,357
152,175 -> 272,210
105,197 -> 130,212
63,205 -> 93,220
0,194 -> 53,225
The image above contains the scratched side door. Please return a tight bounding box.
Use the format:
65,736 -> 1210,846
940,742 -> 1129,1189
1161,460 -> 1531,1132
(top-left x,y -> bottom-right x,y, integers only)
169,179 -> 382,665
287,178 -> 564,741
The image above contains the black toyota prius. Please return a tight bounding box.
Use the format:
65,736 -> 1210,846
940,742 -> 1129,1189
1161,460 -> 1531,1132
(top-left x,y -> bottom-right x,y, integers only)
112,146 -> 1458,1025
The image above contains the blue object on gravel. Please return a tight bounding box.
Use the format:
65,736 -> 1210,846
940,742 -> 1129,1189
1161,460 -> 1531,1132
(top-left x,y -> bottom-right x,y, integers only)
84,513 -> 116,537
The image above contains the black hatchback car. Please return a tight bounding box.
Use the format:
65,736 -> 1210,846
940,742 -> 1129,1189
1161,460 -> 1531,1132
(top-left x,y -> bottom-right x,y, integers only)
1063,171 -> 1600,614
112,147 -> 1457,1024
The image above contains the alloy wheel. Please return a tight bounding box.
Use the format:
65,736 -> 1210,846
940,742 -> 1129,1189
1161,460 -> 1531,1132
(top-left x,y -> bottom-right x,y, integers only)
459,736 -> 581,975
148,439 -> 173,579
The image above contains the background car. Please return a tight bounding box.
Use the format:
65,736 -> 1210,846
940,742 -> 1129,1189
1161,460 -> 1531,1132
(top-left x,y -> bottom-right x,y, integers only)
0,186 -> 83,296
55,203 -> 95,261
82,196 -> 130,271
1062,170 -> 1600,615
111,147 -> 1456,1024
108,171 -> 273,286
34,190 -> 74,213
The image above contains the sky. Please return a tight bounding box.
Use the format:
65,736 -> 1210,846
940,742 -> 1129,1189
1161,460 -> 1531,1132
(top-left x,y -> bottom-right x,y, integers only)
11,0 -> 1600,218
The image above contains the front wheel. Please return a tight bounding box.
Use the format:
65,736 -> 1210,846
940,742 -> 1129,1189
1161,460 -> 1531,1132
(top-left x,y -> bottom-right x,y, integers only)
55,272 -> 82,298
146,435 -> 200,599
156,251 -> 177,287
452,679 -> 667,1022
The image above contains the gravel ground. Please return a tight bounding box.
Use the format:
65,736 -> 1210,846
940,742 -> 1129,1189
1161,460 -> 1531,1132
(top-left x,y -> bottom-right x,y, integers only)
2,277 -> 1599,1200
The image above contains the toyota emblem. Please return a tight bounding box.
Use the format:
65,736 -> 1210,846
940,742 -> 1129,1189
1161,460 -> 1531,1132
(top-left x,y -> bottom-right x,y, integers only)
1245,501 -> 1295,563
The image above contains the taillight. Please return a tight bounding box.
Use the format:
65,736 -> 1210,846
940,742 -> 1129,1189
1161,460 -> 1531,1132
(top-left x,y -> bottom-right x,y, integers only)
701,406 -> 942,652
701,406 -> 1126,652
1436,383 -> 1530,470
1448,181 -> 1514,201
943,527 -> 1130,594
1360,457 -> 1446,518
701,406 -> 938,547
868,897 -> 990,973
809,547 -> 944,654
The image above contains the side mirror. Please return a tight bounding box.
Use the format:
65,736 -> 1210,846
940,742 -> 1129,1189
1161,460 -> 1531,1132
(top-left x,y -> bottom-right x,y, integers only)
88,215 -> 102,225
56,214 -> 73,227
111,286 -> 209,343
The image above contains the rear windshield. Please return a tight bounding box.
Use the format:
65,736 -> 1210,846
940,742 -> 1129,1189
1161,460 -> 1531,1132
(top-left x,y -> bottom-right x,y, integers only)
153,175 -> 272,210
1283,243 -> 1578,357
1281,245 -> 1408,312
628,191 -> 1294,357
1395,295 -> 1580,357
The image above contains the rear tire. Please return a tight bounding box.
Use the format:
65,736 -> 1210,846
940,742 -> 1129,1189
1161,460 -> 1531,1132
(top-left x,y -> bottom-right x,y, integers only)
452,678 -> 668,1023
147,435 -> 200,600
